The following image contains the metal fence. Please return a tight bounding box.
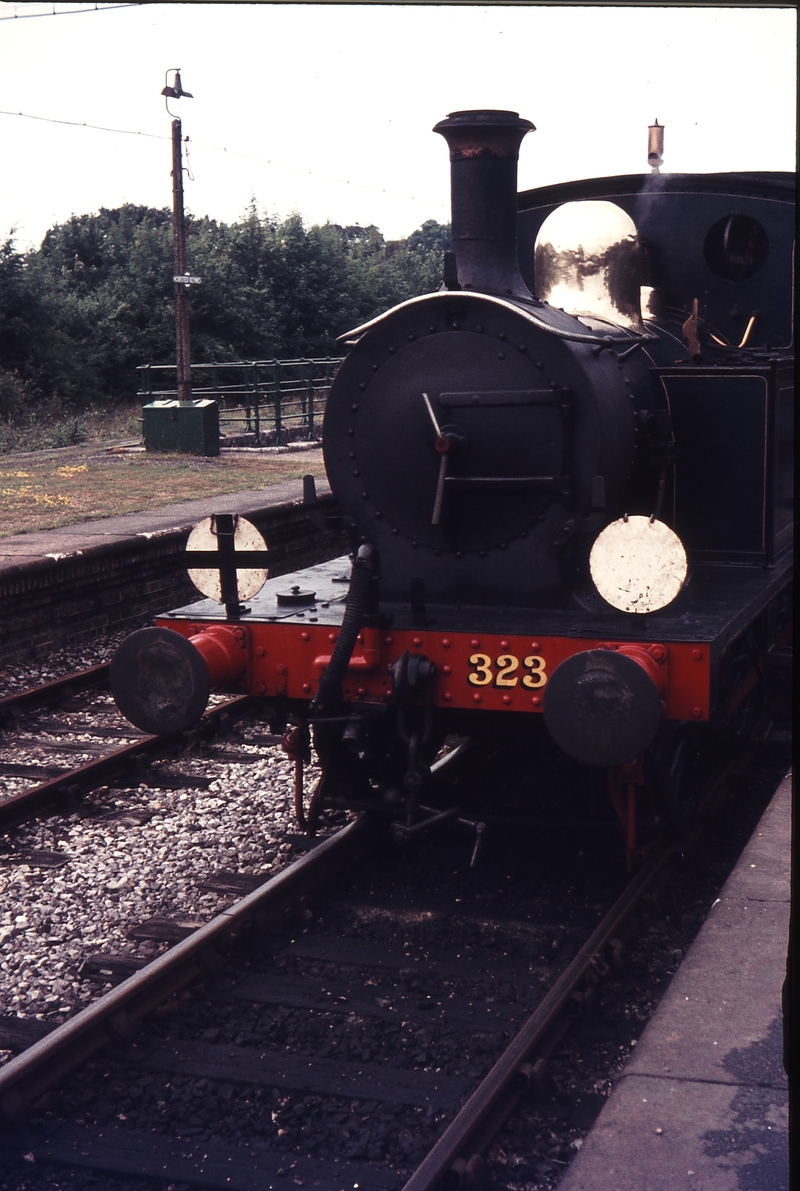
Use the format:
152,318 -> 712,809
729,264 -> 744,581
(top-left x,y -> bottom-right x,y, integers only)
137,358 -> 344,445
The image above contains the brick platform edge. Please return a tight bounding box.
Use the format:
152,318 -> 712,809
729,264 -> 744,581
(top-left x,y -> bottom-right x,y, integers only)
0,494 -> 348,665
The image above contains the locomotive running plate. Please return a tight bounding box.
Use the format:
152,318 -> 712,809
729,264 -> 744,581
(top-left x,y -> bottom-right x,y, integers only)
589,516 -> 687,614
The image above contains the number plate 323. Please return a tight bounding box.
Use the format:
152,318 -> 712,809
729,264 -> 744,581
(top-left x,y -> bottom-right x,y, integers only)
467,653 -> 547,689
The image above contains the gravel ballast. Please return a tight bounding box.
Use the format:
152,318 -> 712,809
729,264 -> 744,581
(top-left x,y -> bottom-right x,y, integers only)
1,636 -> 318,1054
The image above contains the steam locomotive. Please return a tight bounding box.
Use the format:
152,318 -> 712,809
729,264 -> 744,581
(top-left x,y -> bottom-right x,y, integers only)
111,111 -> 793,862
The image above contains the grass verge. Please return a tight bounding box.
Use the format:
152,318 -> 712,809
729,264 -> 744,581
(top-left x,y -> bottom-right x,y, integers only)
0,447 -> 326,538
0,402 -> 143,454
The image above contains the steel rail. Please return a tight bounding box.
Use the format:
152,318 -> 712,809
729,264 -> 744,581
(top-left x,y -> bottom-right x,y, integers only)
0,663 -> 111,723
401,838 -> 678,1191
0,695 -> 254,833
0,814 -> 378,1128
402,745 -> 756,1191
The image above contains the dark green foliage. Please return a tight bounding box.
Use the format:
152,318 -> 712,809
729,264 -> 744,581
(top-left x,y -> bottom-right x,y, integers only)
0,367 -> 31,422
0,206 -> 450,411
28,205 -> 176,403
332,218 -> 452,321
0,235 -> 43,376
0,235 -> 48,420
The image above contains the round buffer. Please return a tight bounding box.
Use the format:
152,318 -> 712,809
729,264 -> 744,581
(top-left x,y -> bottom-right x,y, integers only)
110,627 -> 210,736
543,648 -> 662,767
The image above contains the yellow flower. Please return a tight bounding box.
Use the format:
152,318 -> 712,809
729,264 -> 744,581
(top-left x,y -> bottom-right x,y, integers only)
32,493 -> 73,507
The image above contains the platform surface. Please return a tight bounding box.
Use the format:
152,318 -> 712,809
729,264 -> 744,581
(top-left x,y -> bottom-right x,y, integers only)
557,770 -> 791,1191
0,472 -> 329,573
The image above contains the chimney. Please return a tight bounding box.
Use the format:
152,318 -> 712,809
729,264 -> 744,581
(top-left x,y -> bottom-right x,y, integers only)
433,109 -> 535,299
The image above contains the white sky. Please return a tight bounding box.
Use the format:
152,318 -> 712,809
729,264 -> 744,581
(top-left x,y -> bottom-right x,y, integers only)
0,2 -> 796,251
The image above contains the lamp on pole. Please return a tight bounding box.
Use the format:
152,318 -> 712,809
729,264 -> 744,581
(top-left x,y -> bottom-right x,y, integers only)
161,69 -> 197,403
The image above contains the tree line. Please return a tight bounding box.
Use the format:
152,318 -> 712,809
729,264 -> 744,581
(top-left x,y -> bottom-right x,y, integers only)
0,204 -> 451,422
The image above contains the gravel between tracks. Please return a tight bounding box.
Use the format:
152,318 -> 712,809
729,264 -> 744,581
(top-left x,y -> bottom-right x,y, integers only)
0,636 -> 319,1054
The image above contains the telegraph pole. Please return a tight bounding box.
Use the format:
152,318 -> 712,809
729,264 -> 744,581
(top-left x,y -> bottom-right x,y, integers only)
161,70 -> 196,403
171,117 -> 191,402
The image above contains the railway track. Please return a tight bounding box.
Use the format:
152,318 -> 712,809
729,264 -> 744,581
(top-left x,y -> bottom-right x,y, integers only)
0,664 -> 112,725
0,733 -> 787,1191
0,812 -> 639,1190
0,655 -> 329,1047
0,665 -> 259,833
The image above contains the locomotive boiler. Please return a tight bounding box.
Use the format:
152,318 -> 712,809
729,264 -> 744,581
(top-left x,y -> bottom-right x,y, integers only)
111,110 -> 793,863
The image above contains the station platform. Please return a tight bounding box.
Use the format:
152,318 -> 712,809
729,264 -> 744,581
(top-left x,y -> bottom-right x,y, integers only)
0,463 -> 344,665
558,770 -> 791,1191
0,470 -> 328,574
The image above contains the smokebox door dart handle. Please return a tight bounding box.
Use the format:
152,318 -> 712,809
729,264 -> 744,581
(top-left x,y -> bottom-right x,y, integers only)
432,453 -> 448,526
422,391 -> 442,437
423,391 -> 449,525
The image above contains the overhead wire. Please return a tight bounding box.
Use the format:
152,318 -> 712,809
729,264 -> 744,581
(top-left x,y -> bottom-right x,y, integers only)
0,109 -> 447,210
0,3 -> 140,20
0,109 -> 167,139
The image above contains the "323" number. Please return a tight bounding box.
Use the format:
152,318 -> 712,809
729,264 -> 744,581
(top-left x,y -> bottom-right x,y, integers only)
467,653 -> 547,689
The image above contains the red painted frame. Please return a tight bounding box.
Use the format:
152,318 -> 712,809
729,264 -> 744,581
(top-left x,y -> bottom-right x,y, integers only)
157,618 -> 712,721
